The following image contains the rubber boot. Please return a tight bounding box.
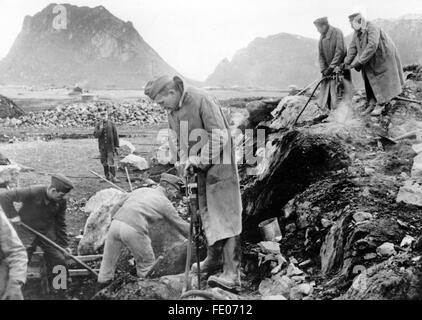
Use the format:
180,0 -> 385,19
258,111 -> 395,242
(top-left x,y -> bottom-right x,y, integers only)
362,99 -> 376,115
191,241 -> 223,275
103,165 -> 110,181
207,236 -> 241,293
109,166 -> 119,183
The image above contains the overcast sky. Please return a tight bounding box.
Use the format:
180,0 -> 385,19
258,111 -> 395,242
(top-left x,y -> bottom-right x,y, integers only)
0,0 -> 421,80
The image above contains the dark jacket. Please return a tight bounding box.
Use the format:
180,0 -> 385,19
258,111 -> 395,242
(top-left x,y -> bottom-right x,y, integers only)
0,186 -> 68,247
93,120 -> 119,154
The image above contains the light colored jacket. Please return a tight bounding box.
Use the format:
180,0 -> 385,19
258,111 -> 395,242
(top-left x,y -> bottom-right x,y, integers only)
345,20 -> 404,104
0,209 -> 28,296
168,82 -> 242,246
317,26 -> 350,109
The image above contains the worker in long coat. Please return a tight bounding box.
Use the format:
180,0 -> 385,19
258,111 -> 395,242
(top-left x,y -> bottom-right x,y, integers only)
314,17 -> 352,111
344,13 -> 404,115
145,76 -> 242,293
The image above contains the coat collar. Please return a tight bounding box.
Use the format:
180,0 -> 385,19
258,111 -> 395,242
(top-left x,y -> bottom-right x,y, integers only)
322,26 -> 334,40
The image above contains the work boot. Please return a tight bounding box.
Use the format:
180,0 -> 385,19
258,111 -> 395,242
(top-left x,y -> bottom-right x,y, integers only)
370,104 -> 385,116
95,280 -> 112,293
109,167 -> 119,183
191,241 -> 224,275
207,236 -> 241,294
103,165 -> 110,181
361,100 -> 376,115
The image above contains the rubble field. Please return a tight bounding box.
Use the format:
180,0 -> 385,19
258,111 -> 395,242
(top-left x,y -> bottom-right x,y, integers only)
3,67 -> 422,300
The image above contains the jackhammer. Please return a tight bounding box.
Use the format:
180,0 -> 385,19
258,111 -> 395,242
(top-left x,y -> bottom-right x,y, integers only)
182,173 -> 202,293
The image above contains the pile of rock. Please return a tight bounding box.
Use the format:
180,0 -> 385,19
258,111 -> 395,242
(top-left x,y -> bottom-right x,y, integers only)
256,241 -> 315,300
7,99 -> 167,128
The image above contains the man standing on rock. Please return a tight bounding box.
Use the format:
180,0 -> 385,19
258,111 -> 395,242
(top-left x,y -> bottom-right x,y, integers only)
97,173 -> 189,288
343,13 -> 404,116
314,17 -> 352,112
0,174 -> 73,294
94,107 -> 120,183
145,76 -> 243,293
0,209 -> 28,300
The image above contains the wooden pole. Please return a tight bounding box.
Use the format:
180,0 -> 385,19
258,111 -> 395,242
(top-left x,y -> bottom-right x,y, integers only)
394,96 -> 422,105
125,167 -> 133,192
20,222 -> 99,277
89,170 -> 127,193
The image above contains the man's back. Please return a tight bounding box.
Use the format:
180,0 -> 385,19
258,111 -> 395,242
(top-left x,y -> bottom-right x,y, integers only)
113,187 -> 188,256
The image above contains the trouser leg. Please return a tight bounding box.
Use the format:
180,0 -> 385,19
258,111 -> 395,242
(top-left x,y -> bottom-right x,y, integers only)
107,152 -> 119,182
207,236 -> 241,293
222,236 -> 241,279
119,222 -> 155,278
191,240 -> 223,274
37,237 -> 68,290
103,165 -> 110,180
98,221 -> 125,283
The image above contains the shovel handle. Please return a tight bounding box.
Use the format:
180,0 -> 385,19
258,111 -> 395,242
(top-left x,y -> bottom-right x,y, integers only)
19,222 -> 99,277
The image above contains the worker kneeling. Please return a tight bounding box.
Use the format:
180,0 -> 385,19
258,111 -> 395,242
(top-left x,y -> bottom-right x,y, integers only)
97,173 -> 189,286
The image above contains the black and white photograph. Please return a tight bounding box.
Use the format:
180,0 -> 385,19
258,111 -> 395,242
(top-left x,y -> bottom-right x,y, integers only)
1,0 -> 422,308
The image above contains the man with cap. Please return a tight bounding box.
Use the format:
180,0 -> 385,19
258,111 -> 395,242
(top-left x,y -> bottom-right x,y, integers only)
97,173 -> 190,286
0,208 -> 28,300
0,174 -> 73,293
343,13 -> 404,116
144,75 -> 243,293
94,107 -> 120,183
314,17 -> 352,112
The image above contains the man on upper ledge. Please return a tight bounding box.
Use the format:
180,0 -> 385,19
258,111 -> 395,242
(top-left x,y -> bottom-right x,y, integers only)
144,76 -> 242,293
343,12 -> 404,116
314,16 -> 352,112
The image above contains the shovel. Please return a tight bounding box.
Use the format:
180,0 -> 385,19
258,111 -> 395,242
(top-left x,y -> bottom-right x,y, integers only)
20,222 -> 99,277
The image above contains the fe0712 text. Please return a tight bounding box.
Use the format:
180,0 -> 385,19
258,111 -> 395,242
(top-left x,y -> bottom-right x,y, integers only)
212,304 -> 253,315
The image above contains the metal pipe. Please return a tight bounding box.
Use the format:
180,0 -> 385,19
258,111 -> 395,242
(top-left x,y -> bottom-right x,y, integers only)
293,77 -> 327,126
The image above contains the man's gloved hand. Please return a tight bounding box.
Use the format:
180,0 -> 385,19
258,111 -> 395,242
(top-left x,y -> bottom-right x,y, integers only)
114,148 -> 119,156
351,61 -> 363,72
64,247 -> 72,255
184,156 -> 202,177
322,67 -> 334,77
335,63 -> 346,73
173,161 -> 185,177
9,216 -> 21,226
1,280 -> 24,300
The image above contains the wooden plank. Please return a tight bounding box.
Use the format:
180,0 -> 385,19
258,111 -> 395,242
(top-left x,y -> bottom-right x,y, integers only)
69,269 -> 100,277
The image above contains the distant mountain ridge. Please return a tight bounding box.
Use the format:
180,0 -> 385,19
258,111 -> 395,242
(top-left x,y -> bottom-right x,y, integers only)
207,14 -> 422,89
206,33 -> 320,89
0,3 -> 179,88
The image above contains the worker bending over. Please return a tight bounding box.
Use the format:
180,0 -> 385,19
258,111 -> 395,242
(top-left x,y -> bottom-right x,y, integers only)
0,175 -> 74,295
97,173 -> 189,287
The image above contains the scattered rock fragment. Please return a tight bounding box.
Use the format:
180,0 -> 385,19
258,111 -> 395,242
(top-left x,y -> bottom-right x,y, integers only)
353,211 -> 373,223
376,242 -> 397,257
